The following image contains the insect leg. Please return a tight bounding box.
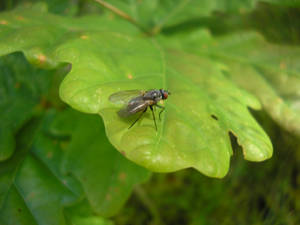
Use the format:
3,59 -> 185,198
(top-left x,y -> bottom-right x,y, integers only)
150,106 -> 157,131
155,104 -> 165,121
128,107 -> 147,129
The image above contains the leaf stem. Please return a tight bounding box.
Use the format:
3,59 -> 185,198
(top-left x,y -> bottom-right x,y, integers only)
93,0 -> 149,35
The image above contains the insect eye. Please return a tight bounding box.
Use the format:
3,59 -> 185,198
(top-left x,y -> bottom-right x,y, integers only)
163,92 -> 168,99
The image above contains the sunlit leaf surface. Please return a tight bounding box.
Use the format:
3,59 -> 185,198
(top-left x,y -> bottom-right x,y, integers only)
0,6 -> 275,177
168,29 -> 300,136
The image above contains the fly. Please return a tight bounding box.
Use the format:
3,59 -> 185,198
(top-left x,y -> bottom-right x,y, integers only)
109,89 -> 170,130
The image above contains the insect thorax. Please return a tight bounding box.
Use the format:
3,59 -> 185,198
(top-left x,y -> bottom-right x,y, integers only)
143,90 -> 162,102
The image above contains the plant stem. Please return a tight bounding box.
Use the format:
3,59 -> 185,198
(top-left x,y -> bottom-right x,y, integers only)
134,185 -> 164,225
93,0 -> 149,34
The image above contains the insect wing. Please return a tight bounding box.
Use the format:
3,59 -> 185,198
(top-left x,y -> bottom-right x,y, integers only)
118,96 -> 148,117
109,90 -> 144,105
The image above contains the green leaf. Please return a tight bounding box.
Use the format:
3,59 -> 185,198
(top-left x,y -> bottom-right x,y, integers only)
0,127 -> 15,161
0,4 -> 139,69
64,199 -> 114,225
0,109 -> 149,224
0,7 -> 272,177
0,115 -> 82,225
100,49 -> 271,177
51,109 -> 150,217
102,0 -> 260,30
225,61 -> 300,136
10,1 -> 79,16
98,0 -> 300,33
0,7 -> 149,222
0,52 -> 53,161
171,30 -> 300,136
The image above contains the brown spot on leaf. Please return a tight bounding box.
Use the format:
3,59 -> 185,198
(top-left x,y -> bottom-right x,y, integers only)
280,61 -> 286,70
80,35 -> 89,40
121,151 -> 126,156
127,73 -> 133,79
47,151 -> 53,159
0,20 -> 8,25
15,82 -> 20,89
16,16 -> 25,21
37,54 -> 46,64
39,96 -> 51,109
26,192 -> 36,201
118,172 -> 127,181
105,194 -> 111,200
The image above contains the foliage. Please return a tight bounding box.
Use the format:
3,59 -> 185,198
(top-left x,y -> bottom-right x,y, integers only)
0,0 -> 299,224
0,2 -> 275,178
0,53 -> 149,224
161,29 -> 300,136
116,124 -> 300,225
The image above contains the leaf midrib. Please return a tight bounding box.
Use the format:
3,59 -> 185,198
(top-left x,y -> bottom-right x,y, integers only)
152,40 -> 167,155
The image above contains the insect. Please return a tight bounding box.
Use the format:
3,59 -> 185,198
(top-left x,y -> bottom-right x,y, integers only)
109,89 -> 170,130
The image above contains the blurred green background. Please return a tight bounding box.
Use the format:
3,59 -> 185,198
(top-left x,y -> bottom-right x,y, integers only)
0,0 -> 299,225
